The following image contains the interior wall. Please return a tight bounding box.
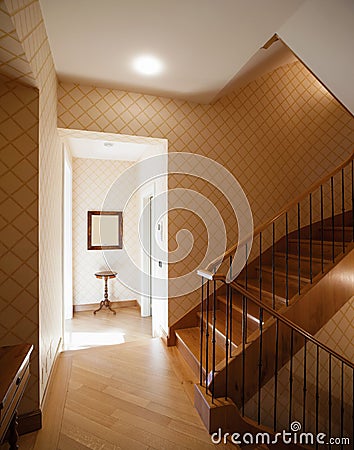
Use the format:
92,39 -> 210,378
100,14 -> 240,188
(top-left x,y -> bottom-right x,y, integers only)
72,157 -> 140,305
0,79 -> 39,414
2,0 -> 63,405
58,61 -> 354,326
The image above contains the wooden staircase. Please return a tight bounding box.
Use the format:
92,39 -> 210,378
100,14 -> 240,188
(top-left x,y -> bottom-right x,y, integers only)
168,152 -> 354,443
174,214 -> 353,381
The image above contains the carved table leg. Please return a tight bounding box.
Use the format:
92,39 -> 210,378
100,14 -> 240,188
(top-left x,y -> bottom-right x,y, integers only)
8,411 -> 19,450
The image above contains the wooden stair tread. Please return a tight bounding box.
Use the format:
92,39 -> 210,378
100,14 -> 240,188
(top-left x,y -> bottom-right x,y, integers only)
288,238 -> 345,247
175,327 -> 225,373
275,251 -> 330,264
217,294 -> 264,325
260,264 -> 310,283
197,308 -> 257,347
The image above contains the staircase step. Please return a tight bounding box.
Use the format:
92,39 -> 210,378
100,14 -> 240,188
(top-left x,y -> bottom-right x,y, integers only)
319,226 -> 353,242
287,239 -> 346,259
197,308 -> 258,349
259,265 -> 310,283
275,251 -> 330,265
244,276 -> 296,306
217,294 -> 264,326
175,327 -> 225,378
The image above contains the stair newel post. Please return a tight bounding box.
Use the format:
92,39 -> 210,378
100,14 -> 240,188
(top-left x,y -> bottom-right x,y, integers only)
331,176 -> 335,262
320,184 -> 324,273
297,203 -> 301,295
272,222 -> 275,309
285,213 -> 289,306
288,328 -> 294,429
229,255 -> 233,358
199,277 -> 204,387
310,192 -> 313,283
302,337 -> 307,430
205,280 -> 210,394
341,168 -> 345,253
273,318 -> 279,432
211,279 -> 216,403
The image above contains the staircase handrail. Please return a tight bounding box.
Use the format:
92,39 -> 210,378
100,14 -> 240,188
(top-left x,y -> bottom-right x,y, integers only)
201,151 -> 354,275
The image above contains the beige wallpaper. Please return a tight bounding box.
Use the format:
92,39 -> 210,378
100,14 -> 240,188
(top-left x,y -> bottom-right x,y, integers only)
1,0 -> 62,410
245,296 -> 354,437
58,61 -> 354,325
72,157 -> 140,305
0,79 -> 39,413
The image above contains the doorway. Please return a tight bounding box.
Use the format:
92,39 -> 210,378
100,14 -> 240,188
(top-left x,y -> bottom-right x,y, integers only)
59,129 -> 168,348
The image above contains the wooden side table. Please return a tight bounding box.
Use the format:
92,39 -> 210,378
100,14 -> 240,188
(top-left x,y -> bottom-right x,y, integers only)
0,344 -> 33,450
94,271 -> 117,315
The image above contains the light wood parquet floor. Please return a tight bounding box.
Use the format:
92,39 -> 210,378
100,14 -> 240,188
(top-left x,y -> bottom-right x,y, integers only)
8,307 -> 235,450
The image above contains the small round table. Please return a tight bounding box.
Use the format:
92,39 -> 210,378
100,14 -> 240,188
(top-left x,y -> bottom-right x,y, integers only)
94,271 -> 117,315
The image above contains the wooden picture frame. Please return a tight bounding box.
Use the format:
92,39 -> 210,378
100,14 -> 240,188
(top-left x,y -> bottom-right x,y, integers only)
87,211 -> 123,250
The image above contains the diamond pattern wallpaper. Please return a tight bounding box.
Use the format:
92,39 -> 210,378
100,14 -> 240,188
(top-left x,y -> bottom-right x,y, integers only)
1,0 -> 353,423
0,0 -> 62,412
58,61 -> 354,325
72,157 -> 140,306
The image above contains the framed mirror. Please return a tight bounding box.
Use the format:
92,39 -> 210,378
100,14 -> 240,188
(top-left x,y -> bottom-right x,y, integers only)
87,211 -> 123,250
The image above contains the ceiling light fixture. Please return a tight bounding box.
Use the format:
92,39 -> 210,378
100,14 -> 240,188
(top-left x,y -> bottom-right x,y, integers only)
133,55 -> 163,76
103,142 -> 114,148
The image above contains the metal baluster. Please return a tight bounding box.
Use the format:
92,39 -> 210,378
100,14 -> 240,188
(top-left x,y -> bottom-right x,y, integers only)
200,277 -> 204,386
229,255 -> 233,358
340,362 -> 344,450
242,291 -> 246,415
212,280 -> 216,402
205,280 -> 210,394
258,304 -> 263,425
289,328 -> 294,429
225,283 -> 229,401
328,354 -> 332,444
303,338 -> 307,430
259,232 -> 262,302
297,203 -> 301,294
331,176 -> 335,262
316,346 -> 319,450
310,193 -> 313,283
272,222 -> 275,309
273,318 -> 279,432
342,168 -> 345,253
320,185 -> 324,273
258,234 -> 263,424
245,243 -> 248,341
286,213 -> 289,306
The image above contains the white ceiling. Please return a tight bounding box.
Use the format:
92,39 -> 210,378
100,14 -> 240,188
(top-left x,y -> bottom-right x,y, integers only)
68,136 -> 152,161
39,0 -> 304,103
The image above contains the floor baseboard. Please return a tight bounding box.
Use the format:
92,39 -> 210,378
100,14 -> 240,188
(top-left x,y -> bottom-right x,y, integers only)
73,299 -> 139,312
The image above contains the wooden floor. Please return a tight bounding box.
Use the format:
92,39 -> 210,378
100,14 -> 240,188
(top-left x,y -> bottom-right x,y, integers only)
9,308 -> 235,450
